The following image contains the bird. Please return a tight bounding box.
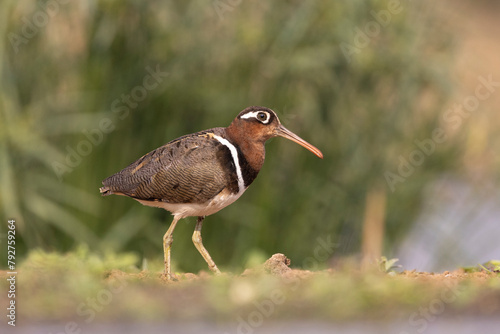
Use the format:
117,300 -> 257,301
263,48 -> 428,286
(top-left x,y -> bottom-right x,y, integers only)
100,106 -> 323,280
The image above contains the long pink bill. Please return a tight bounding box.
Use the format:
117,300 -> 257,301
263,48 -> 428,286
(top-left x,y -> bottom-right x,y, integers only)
275,125 -> 324,159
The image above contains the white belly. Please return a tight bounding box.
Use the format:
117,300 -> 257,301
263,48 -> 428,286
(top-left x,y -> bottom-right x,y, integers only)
136,187 -> 245,219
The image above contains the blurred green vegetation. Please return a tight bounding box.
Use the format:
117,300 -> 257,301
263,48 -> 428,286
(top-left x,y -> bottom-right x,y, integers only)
1,0 -> 460,273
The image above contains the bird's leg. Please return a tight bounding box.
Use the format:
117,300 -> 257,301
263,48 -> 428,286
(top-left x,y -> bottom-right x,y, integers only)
192,216 -> 221,275
163,216 -> 180,280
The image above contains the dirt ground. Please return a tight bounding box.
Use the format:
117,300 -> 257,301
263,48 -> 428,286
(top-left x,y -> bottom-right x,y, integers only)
97,253 -> 500,321
133,253 -> 497,283
1,252 -> 500,332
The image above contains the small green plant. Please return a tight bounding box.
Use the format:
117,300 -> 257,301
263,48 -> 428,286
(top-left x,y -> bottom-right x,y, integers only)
463,260 -> 500,274
378,256 -> 402,273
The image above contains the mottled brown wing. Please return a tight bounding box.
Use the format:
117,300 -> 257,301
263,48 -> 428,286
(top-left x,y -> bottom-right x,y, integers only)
101,129 -> 230,204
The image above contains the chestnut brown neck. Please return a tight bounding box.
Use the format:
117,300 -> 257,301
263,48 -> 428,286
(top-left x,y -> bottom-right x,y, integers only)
226,121 -> 267,173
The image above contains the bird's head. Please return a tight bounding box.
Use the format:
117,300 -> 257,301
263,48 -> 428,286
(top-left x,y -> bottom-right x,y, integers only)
228,106 -> 323,159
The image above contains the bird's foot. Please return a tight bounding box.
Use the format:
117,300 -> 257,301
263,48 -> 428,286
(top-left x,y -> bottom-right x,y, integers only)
159,271 -> 179,281
209,265 -> 222,275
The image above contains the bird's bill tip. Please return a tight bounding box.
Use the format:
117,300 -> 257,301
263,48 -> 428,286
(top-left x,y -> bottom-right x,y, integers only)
276,125 -> 323,159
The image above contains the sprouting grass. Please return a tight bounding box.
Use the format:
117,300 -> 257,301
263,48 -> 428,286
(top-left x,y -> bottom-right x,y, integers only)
462,260 -> 500,274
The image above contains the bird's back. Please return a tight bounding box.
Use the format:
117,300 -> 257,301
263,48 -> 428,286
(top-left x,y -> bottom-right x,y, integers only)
100,127 -> 240,205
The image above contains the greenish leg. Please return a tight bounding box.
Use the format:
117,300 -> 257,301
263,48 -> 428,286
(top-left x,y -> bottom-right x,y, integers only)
192,216 -> 221,275
163,216 -> 180,280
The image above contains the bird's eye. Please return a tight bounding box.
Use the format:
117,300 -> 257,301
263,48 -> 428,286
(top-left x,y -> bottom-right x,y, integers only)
240,110 -> 271,123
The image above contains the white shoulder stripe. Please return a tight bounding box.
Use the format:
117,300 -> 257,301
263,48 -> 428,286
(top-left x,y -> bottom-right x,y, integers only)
213,134 -> 245,194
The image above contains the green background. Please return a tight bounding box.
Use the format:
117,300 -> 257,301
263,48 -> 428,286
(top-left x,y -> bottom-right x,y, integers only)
0,0 -> 470,273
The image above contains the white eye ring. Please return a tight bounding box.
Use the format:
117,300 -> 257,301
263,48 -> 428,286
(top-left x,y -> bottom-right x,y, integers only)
240,111 -> 270,124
